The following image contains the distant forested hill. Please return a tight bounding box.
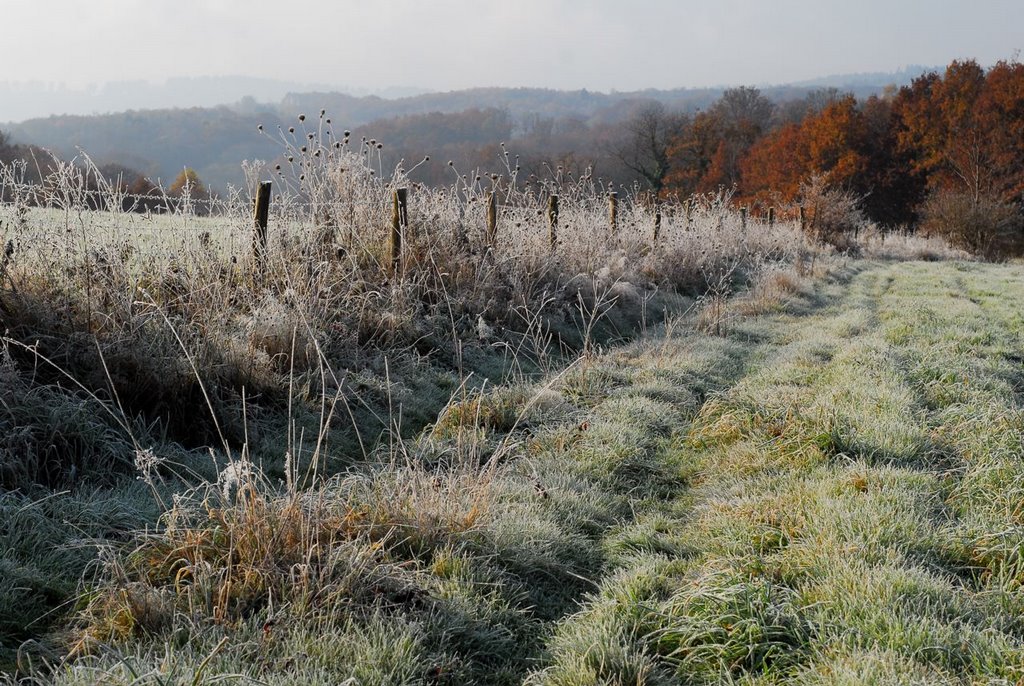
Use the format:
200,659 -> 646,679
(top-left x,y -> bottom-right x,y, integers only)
3,77 -> 917,191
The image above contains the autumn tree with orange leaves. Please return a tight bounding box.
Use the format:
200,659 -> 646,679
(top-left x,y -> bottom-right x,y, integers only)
739,95 -> 868,204
897,60 -> 1024,254
663,86 -> 774,198
656,57 -> 1022,254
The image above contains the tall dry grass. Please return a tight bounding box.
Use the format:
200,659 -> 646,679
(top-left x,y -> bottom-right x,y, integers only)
0,117 -> 828,466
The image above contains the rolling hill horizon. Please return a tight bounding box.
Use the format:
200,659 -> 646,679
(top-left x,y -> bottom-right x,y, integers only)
1,66 -> 933,192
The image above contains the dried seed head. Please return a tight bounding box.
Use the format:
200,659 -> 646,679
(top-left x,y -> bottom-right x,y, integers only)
257,124 -> 263,131
298,114 -> 306,122
288,127 -> 295,133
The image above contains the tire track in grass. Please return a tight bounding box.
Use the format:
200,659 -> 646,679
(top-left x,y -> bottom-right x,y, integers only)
531,261 -> 1024,685
528,264 -> 874,684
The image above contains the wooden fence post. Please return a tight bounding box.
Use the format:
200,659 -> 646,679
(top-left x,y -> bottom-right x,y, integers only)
608,192 -> 618,232
684,199 -> 692,230
547,194 -> 559,250
388,187 -> 408,274
768,206 -> 775,227
799,205 -> 807,233
487,190 -> 498,247
740,206 -> 747,230
252,181 -> 271,275
653,206 -> 662,245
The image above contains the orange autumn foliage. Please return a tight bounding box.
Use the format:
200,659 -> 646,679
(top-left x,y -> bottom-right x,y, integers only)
739,95 -> 869,207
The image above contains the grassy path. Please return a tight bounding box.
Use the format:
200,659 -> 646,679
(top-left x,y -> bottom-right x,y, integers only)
534,260 -> 1024,684
29,260 -> 1024,684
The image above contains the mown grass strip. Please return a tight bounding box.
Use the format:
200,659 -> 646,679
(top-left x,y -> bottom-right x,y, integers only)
533,261 -> 1024,685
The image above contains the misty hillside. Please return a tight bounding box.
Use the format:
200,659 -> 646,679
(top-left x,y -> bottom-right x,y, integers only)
3,73 -> 924,191
0,77 -> 428,124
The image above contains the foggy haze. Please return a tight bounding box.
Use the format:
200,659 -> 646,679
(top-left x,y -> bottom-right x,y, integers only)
1,0 -> 1021,121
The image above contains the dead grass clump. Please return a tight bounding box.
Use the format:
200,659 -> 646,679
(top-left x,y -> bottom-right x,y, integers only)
0,342 -> 138,490
733,263 -> 806,316
431,388 -> 526,440
70,461 -> 497,656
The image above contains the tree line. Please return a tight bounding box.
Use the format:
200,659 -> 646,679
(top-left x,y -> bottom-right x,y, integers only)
624,59 -> 1023,256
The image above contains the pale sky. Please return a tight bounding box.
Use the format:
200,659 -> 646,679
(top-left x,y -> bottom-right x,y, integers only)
3,0 -> 1022,92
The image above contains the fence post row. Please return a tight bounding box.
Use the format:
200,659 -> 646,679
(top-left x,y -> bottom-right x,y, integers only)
8,181 -> 817,261
389,187 -> 409,274
252,181 -> 272,275
547,194 -> 559,250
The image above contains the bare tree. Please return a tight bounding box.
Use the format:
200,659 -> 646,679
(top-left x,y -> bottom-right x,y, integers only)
615,102 -> 688,195
709,87 -> 775,187
712,86 -> 774,134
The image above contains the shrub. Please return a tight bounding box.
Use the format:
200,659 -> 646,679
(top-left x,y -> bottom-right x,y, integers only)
796,174 -> 869,252
918,189 -> 1023,259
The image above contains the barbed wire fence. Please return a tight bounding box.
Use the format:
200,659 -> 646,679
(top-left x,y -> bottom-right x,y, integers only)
0,155 -> 798,287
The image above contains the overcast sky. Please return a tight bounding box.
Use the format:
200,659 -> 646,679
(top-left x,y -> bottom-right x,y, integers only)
2,0 -> 1022,92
